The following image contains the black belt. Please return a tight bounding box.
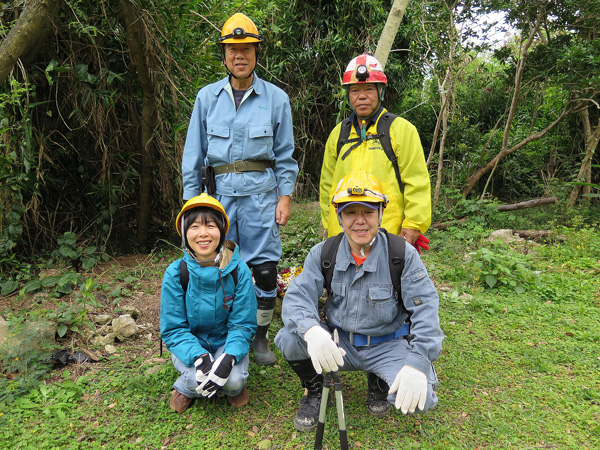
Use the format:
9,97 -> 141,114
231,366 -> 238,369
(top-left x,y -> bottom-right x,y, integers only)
212,160 -> 273,175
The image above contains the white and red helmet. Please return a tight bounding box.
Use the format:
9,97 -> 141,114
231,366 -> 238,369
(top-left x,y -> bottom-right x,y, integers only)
342,53 -> 387,86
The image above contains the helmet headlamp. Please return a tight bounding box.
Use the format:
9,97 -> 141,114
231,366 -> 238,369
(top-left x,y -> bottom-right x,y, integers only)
356,64 -> 369,81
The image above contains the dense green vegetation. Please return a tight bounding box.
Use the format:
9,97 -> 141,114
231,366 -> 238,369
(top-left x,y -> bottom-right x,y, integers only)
1,2 -> 599,447
1,202 -> 599,449
1,0 -> 599,281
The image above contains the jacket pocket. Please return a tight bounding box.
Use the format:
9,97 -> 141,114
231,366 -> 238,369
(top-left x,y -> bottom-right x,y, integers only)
246,125 -> 274,158
207,123 -> 229,138
367,285 -> 398,327
248,125 -> 273,139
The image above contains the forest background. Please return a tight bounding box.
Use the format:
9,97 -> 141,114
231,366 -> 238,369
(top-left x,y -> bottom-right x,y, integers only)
1,1 -> 599,448
1,0 -> 599,275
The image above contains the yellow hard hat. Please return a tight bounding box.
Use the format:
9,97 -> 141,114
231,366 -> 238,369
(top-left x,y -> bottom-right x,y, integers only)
219,13 -> 262,44
331,170 -> 388,210
176,194 -> 230,236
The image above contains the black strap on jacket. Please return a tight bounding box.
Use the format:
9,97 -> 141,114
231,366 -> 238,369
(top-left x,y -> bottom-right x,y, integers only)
159,260 -> 239,357
336,112 -> 405,193
179,260 -> 239,296
320,229 -> 406,321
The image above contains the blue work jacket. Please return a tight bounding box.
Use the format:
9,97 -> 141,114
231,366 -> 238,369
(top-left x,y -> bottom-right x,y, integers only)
281,230 -> 443,376
182,75 -> 298,200
160,245 -> 257,367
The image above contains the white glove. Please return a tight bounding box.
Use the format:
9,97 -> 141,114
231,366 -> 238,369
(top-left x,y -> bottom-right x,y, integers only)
303,326 -> 346,374
389,365 -> 428,414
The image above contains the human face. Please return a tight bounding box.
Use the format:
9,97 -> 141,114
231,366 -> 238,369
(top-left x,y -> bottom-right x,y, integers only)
224,43 -> 256,88
348,83 -> 380,118
338,203 -> 380,255
186,217 -> 221,260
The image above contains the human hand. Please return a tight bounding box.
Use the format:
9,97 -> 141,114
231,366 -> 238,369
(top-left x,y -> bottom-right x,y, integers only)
194,353 -> 214,385
196,353 -> 235,398
414,234 -> 430,255
400,228 -> 420,245
303,326 -> 346,374
389,365 -> 428,414
276,195 -> 291,225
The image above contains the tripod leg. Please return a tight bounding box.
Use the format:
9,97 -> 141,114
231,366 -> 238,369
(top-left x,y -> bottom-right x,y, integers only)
314,375 -> 331,450
333,376 -> 349,450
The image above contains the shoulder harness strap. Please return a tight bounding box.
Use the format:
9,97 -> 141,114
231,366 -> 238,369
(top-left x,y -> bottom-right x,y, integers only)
380,228 -> 405,301
179,259 -> 238,297
377,112 -> 404,193
320,233 -> 344,320
179,259 -> 190,296
337,118 -> 361,161
319,230 -> 407,322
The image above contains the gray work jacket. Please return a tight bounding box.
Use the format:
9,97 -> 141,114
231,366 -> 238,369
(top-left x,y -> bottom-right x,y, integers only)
281,230 -> 444,376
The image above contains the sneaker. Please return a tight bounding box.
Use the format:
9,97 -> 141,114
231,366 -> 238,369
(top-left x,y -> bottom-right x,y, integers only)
293,392 -> 322,432
226,387 -> 249,408
366,373 -> 392,417
170,390 -> 194,413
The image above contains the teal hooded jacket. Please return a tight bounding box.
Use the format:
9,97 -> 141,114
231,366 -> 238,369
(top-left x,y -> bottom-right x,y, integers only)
160,244 -> 257,366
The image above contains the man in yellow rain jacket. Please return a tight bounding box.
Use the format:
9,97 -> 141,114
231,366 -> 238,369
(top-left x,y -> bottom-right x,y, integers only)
320,53 -> 431,248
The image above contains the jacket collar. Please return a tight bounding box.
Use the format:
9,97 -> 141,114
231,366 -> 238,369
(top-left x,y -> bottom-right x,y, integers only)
334,231 -> 384,272
213,73 -> 265,96
350,106 -> 385,135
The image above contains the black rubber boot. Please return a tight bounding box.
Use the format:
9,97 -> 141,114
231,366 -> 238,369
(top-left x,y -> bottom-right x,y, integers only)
288,359 -> 323,432
366,372 -> 392,417
252,297 -> 277,365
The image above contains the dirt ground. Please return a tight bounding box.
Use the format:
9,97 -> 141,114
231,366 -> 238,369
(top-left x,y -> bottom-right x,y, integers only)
1,253 -> 171,380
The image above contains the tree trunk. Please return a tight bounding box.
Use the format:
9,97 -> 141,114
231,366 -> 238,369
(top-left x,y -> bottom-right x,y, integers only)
374,0 -> 410,68
568,107 -> 600,206
0,0 -> 62,84
432,3 -> 459,212
496,196 -> 556,211
463,105 -> 571,197
463,9 -> 546,198
120,1 -> 157,247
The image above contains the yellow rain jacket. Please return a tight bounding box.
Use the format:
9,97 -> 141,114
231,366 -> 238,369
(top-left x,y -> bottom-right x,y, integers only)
320,109 -> 431,237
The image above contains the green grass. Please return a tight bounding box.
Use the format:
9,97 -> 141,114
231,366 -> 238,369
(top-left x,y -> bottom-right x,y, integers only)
1,201 -> 599,449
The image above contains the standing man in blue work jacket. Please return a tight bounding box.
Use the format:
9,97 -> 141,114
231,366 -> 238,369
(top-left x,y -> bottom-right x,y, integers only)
182,13 -> 298,366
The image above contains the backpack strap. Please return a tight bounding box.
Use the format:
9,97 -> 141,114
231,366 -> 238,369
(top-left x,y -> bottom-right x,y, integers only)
336,118 -> 354,154
336,113 -> 404,193
180,259 -> 190,297
179,260 -> 238,296
380,228 -> 405,301
320,233 -> 344,320
319,230 -> 407,327
376,112 -> 404,193
160,259 -> 238,355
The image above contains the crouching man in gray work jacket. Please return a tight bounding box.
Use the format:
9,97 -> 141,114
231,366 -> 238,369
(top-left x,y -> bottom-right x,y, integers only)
275,170 -> 444,432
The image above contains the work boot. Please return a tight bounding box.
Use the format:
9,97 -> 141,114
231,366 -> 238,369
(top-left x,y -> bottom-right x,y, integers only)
253,297 -> 277,365
226,387 -> 249,408
169,390 -> 194,413
366,373 -> 392,417
288,359 -> 323,432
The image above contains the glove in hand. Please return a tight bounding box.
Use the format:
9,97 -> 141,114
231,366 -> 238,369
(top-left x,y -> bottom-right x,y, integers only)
196,353 -> 235,398
303,326 -> 346,374
194,353 -> 214,385
414,234 -> 430,255
389,365 -> 428,414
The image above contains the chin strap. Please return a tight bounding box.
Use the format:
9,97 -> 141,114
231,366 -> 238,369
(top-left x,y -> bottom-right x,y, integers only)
358,235 -> 377,258
346,86 -> 385,141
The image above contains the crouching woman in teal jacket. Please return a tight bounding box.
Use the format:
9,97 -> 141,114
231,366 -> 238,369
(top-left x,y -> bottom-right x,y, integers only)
160,194 -> 257,413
